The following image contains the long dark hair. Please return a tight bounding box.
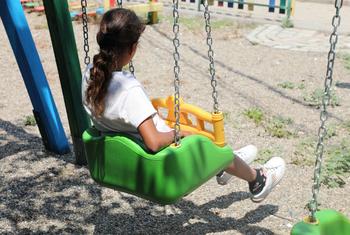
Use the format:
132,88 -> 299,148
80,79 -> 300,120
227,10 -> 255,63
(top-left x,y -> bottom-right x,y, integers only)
86,8 -> 145,116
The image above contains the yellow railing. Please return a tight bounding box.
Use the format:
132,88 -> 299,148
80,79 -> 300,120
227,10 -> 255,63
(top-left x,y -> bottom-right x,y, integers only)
151,96 -> 226,147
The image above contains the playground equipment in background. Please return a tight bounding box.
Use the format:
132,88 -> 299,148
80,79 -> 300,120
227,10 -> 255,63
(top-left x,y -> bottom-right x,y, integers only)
80,0 -> 233,204
181,0 -> 295,19
122,0 -> 163,24
68,0 -> 104,18
20,0 -> 45,12
0,0 -> 70,155
291,0 -> 350,234
68,0 -> 162,24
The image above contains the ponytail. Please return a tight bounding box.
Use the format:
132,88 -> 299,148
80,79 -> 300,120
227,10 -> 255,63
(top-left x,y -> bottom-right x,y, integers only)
85,50 -> 116,116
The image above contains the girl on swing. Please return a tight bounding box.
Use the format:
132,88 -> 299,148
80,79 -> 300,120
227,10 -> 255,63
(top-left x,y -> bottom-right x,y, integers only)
82,8 -> 285,202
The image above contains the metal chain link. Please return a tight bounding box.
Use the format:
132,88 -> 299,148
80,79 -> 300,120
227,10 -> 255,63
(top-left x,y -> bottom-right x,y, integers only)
129,61 -> 135,76
81,0 -> 90,66
202,0 -> 219,113
172,0 -> 181,146
116,0 -> 135,75
117,0 -> 123,7
308,0 -> 343,222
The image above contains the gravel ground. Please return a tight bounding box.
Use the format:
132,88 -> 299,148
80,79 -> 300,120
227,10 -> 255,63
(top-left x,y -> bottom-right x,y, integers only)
0,9 -> 349,235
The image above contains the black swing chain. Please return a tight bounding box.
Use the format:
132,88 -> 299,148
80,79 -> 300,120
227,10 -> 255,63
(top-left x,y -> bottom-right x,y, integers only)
81,0 -> 90,66
308,0 -> 343,222
202,0 -> 219,113
116,0 -> 136,75
82,0 -> 135,74
117,0 -> 123,8
172,0 -> 181,146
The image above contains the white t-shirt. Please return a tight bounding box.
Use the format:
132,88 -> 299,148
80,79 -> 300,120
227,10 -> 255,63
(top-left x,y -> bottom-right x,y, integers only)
82,65 -> 172,141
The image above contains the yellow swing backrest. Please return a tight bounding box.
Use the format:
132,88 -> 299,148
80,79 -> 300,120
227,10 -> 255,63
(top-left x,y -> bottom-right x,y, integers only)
151,96 -> 226,147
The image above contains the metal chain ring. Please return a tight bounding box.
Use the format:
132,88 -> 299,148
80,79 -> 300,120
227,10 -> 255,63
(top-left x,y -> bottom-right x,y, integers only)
202,0 -> 219,113
117,0 -> 123,8
308,0 -> 343,222
116,0 -> 135,75
129,61 -> 135,76
81,0 -> 90,65
172,0 -> 181,146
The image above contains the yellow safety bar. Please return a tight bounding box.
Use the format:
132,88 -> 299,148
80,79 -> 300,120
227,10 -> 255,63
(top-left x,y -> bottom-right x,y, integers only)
151,96 -> 226,147
124,2 -> 163,14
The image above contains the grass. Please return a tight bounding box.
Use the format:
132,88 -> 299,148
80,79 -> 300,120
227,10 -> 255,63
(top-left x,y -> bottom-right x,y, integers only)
265,116 -> 294,138
281,17 -> 294,28
34,23 -> 48,30
278,81 -> 295,89
223,112 -> 230,120
303,88 -> 340,108
342,53 -> 350,71
292,135 -> 350,188
159,14 -> 257,31
321,139 -> 350,188
278,81 -> 305,90
244,108 -> 295,138
24,115 -> 36,126
243,107 -> 264,125
325,124 -> 337,140
256,147 -> 283,164
342,120 -> 350,133
292,137 -> 317,166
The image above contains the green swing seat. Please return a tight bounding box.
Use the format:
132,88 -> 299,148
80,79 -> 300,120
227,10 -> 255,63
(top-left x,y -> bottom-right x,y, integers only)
82,127 -> 234,204
291,209 -> 350,235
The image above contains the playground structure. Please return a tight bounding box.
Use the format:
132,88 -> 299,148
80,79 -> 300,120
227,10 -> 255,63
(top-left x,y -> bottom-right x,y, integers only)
177,0 -> 295,20
0,0 -> 70,155
20,0 -> 162,24
69,0 -> 162,24
20,0 -> 45,12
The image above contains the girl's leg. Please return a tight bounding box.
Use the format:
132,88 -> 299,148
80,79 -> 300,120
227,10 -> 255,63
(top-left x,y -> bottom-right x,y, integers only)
224,156 -> 257,182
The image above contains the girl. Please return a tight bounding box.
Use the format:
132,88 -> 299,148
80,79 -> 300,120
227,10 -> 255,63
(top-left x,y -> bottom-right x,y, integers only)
82,8 -> 285,202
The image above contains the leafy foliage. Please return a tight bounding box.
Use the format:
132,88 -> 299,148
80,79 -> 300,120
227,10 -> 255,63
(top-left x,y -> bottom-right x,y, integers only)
303,88 -> 340,108
24,115 -> 36,126
244,107 -> 264,125
343,53 -> 350,71
265,116 -> 294,138
278,81 -> 295,89
321,140 -> 350,188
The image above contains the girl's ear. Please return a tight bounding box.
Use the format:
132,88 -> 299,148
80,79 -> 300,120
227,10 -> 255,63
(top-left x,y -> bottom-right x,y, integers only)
131,42 -> 138,55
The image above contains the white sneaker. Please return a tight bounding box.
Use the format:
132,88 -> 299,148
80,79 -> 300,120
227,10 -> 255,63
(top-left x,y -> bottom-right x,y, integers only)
216,145 -> 258,185
251,156 -> 286,203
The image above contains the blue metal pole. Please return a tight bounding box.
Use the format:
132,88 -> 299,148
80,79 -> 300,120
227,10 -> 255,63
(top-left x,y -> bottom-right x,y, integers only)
0,0 -> 70,154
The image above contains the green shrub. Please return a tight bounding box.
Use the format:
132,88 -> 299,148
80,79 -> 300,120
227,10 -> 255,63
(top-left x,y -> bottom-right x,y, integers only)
278,81 -> 295,89
265,116 -> 294,138
342,120 -> 350,133
256,149 -> 273,164
303,88 -> 340,108
281,17 -> 294,28
292,138 -> 316,166
244,107 -> 264,125
343,53 -> 350,71
321,140 -> 350,188
24,115 -> 36,126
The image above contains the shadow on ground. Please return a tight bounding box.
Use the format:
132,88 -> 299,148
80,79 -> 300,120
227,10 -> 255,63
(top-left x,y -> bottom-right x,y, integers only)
0,119 -> 277,234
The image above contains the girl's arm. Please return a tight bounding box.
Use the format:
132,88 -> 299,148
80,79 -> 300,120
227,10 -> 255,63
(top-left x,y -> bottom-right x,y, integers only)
138,116 -> 191,152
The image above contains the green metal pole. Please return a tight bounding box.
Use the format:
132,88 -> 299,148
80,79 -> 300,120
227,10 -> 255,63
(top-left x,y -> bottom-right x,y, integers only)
43,0 -> 91,165
287,0 -> 292,20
